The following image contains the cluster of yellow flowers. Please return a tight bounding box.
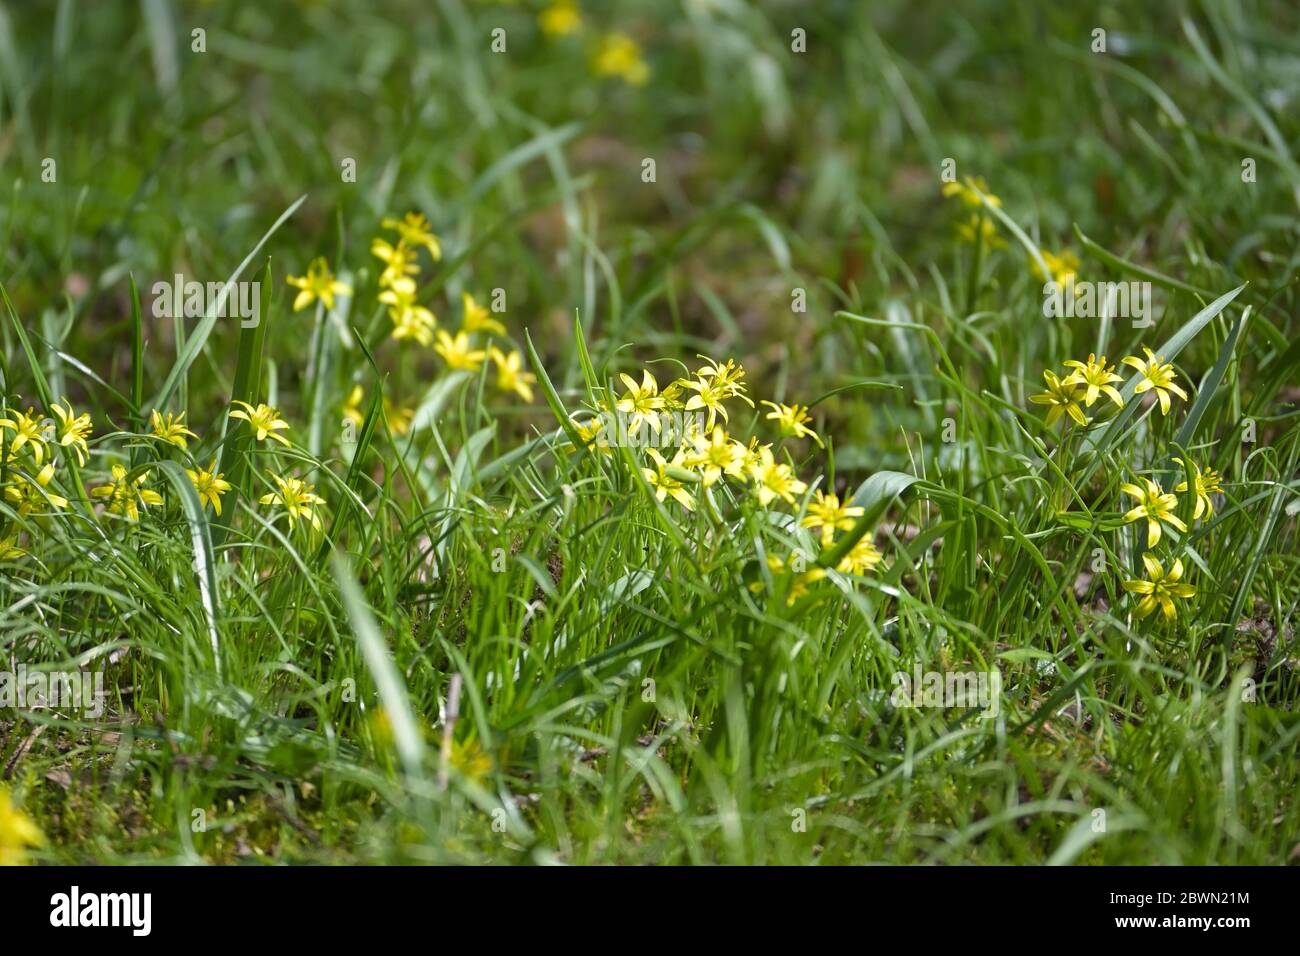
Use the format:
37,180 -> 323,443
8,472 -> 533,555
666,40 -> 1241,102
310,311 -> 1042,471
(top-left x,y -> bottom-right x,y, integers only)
942,175 -> 1080,284
0,392 -> 326,559
537,1 -> 649,86
363,212 -> 535,403
1027,349 -> 1222,622
943,174 -> 1005,249
571,357 -> 883,598
1030,349 -> 1188,428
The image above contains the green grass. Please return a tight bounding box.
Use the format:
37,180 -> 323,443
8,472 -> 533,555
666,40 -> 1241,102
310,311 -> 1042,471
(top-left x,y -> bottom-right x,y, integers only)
1,0 -> 1298,865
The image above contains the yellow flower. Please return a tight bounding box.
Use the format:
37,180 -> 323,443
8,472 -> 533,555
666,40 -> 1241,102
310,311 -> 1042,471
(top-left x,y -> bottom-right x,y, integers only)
680,358 -> 750,429
539,0 -> 582,36
740,435 -> 771,471
381,212 -> 441,260
1030,249 -> 1080,287
381,278 -> 437,346
448,738 -> 493,785
228,401 -> 292,447
0,534 -> 25,560
593,32 -> 649,85
1123,554 -> 1195,621
462,293 -> 506,336
342,385 -> 366,429
0,407 -> 49,466
762,400 -> 824,447
641,448 -> 695,511
942,175 -> 1001,209
695,357 -> 751,399
956,214 -> 1004,248
4,463 -> 69,515
1120,477 -> 1187,548
750,554 -> 826,606
0,786 -> 44,865
748,446 -> 807,507
836,536 -> 883,576
801,490 -> 864,547
51,399 -> 92,466
1028,369 -> 1087,427
383,397 -> 414,437
185,459 -> 231,516
259,473 -> 325,532
91,463 -> 162,522
286,257 -> 350,312
489,347 -> 536,403
371,238 -> 420,288
1062,354 -> 1124,409
571,415 -> 610,454
616,370 -> 665,436
1173,458 -> 1223,521
686,425 -> 746,486
434,330 -> 486,372
1122,347 -> 1188,416
149,409 -> 198,450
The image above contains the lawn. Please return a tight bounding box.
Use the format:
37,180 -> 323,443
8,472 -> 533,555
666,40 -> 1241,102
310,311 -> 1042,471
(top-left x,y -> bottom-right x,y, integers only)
0,0 -> 1297,865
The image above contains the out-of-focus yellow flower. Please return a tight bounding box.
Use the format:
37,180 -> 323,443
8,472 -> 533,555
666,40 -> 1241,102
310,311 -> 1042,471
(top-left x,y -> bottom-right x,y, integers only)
1173,458 -> 1223,521
342,385 -> 366,429
461,293 -> 505,336
942,175 -> 1001,209
802,490 -> 864,547
448,737 -> 493,785
381,212 -> 441,260
149,410 -> 198,450
1030,249 -> 1080,287
642,447 -> 696,511
0,786 -> 44,866
1029,369 -> 1087,427
1123,347 -> 1188,416
185,459 -> 231,516
383,398 -> 414,437
1062,354 -> 1124,409
1120,477 -> 1187,548
539,0 -> 581,36
956,214 -> 1005,248
51,399 -> 92,466
371,238 -> 420,289
286,257 -> 350,312
0,407 -> 49,466
382,278 -> 437,346
489,347 -> 535,402
0,534 -> 25,560
229,401 -> 292,447
1123,554 -> 1195,621
762,400 -> 824,447
259,473 -> 325,532
434,330 -> 486,372
748,446 -> 807,507
91,463 -> 162,522
837,536 -> 883,576
750,553 -> 826,605
593,32 -> 649,85
4,464 -> 68,516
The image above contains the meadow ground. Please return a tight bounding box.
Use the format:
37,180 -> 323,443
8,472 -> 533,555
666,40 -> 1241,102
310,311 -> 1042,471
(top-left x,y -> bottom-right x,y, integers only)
0,0 -> 1298,865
